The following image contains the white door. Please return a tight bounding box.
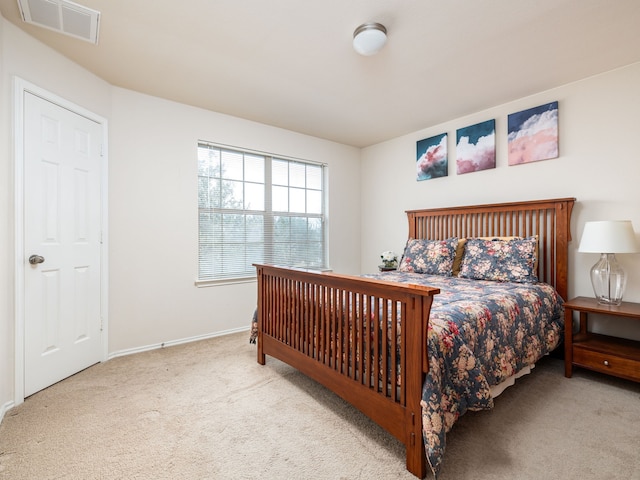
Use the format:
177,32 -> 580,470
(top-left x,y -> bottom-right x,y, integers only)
23,92 -> 103,397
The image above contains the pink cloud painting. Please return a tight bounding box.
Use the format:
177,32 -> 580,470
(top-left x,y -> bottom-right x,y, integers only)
508,102 -> 559,166
456,119 -> 495,174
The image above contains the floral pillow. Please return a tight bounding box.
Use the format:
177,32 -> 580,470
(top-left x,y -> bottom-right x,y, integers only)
458,236 -> 538,283
398,238 -> 458,276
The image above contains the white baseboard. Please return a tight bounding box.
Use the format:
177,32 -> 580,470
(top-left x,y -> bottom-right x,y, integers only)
1,400 -> 15,426
108,326 -> 250,360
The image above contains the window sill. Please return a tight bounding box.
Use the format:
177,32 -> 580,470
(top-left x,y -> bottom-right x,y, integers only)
195,277 -> 256,288
195,267 -> 332,288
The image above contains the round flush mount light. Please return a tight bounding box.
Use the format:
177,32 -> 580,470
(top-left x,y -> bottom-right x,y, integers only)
353,22 -> 387,56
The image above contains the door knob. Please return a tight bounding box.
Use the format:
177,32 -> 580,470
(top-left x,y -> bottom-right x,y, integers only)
29,255 -> 45,265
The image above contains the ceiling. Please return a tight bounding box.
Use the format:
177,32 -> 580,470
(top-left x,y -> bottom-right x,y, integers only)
2,0 -> 640,148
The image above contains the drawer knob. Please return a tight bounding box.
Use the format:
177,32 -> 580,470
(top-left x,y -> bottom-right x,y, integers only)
603,360 -> 610,366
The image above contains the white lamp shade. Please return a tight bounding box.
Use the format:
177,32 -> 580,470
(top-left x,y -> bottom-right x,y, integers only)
578,220 -> 639,253
353,23 -> 387,56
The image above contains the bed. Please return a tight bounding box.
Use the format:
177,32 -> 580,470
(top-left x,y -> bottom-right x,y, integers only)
253,198 -> 575,478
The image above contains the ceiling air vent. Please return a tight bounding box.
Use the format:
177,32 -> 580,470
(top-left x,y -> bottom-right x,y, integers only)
16,0 -> 100,44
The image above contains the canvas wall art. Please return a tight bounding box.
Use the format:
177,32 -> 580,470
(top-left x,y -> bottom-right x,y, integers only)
416,133 -> 448,181
508,101 -> 559,165
455,119 -> 495,174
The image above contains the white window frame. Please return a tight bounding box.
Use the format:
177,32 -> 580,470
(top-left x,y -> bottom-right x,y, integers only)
196,142 -> 328,286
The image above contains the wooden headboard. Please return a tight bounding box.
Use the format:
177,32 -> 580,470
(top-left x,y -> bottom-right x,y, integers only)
406,198 -> 576,300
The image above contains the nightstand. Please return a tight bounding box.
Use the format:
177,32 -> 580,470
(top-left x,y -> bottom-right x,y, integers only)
564,296 -> 640,383
378,265 -> 397,272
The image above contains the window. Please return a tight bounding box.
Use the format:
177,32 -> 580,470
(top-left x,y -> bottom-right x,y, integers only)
197,142 -> 327,283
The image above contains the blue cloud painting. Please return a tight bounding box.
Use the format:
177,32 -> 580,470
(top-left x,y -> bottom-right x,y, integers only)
417,133 -> 448,181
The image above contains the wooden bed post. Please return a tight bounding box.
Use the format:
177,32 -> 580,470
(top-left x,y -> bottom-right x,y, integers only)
255,265 -> 266,365
554,200 -> 574,302
405,295 -> 433,478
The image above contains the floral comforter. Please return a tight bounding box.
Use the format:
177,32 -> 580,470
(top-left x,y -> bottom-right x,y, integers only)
363,272 -> 564,477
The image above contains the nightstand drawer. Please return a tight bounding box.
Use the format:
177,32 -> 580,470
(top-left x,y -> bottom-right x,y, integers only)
573,347 -> 640,382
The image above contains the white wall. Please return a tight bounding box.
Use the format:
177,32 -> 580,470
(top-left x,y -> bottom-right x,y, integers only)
360,62 -> 640,340
0,15 -> 361,408
108,88 -> 361,353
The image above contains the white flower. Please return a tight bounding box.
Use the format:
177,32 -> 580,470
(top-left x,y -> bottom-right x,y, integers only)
380,251 -> 398,269
381,251 -> 397,262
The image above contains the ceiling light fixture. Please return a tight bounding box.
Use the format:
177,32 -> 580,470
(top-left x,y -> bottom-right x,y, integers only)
353,22 -> 387,56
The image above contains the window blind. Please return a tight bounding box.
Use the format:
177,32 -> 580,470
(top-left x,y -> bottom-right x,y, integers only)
198,143 -> 326,282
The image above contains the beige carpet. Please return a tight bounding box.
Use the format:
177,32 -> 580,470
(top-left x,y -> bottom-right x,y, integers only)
1,332 -> 639,480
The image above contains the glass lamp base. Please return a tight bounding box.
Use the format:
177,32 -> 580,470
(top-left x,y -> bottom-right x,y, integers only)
590,253 -> 626,306
595,296 -> 623,306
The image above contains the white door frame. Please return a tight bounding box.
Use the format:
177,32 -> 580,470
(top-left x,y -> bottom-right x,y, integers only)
13,77 -> 109,405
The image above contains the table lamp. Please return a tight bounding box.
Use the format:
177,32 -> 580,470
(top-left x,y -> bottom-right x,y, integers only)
578,220 -> 638,305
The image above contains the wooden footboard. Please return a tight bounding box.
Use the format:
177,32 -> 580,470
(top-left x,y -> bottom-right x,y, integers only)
254,264 -> 439,478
